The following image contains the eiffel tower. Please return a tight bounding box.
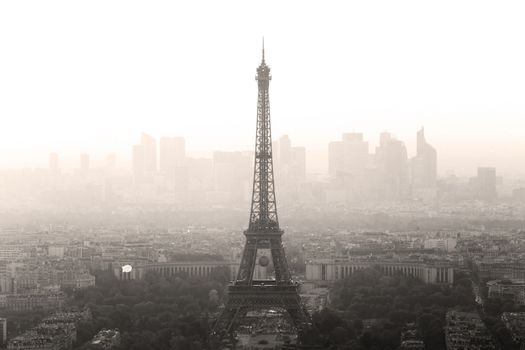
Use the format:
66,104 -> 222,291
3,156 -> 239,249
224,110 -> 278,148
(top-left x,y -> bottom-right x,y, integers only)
212,42 -> 311,341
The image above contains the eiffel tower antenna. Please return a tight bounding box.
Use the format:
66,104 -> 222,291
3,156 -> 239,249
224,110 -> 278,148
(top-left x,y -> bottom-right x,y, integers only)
262,37 -> 265,63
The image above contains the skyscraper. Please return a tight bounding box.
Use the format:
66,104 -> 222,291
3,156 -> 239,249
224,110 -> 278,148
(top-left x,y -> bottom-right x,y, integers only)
132,133 -> 158,183
159,137 -> 185,173
273,135 -> 306,198
328,133 -> 370,202
141,133 -> 157,172
278,135 -> 292,165
411,127 -> 437,190
475,167 -> 497,200
328,133 -> 369,177
375,133 -> 409,199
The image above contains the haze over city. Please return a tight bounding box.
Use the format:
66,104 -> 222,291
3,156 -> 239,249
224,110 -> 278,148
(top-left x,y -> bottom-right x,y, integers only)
3,2 -> 525,350
1,1 -> 525,175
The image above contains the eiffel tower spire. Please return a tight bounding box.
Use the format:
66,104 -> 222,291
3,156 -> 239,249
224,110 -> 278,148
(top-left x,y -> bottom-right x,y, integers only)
248,39 -> 280,233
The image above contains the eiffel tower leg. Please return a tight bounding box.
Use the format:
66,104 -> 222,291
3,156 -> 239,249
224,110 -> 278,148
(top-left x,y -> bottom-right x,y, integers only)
212,302 -> 249,348
270,238 -> 290,282
237,237 -> 258,282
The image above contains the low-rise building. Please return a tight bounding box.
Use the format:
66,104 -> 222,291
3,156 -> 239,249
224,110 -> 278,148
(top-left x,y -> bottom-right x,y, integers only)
306,256 -> 454,285
6,309 -> 88,350
113,261 -> 238,281
487,279 -> 525,305
0,292 -> 66,312
445,311 -> 495,350
0,317 -> 6,347
474,258 -> 525,280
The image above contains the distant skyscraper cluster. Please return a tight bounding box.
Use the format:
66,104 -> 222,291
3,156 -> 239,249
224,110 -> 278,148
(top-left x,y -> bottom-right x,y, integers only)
35,128 -> 511,207
328,128 -> 436,202
127,132 -> 307,206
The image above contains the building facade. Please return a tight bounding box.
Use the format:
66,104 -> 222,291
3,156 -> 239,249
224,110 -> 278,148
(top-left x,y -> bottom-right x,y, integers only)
306,257 -> 454,284
113,261 -> 238,281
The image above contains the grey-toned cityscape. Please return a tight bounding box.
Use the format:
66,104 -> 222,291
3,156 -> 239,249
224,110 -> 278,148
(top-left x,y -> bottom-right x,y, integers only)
3,1 -> 525,350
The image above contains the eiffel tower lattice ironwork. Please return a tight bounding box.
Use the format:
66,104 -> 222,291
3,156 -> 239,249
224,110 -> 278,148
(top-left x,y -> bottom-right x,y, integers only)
212,42 -> 311,340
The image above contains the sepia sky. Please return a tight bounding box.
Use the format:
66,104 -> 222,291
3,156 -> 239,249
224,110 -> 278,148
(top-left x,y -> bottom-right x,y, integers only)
1,0 -> 525,176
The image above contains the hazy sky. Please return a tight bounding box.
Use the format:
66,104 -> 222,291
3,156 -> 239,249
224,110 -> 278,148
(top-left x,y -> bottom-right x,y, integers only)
1,1 -> 525,175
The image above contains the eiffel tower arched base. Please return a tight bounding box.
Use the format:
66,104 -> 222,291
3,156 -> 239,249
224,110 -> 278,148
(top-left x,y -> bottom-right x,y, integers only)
212,282 -> 311,343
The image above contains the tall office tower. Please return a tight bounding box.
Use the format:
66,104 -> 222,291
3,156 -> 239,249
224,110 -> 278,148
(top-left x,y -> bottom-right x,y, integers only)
273,135 -> 306,195
0,317 -> 6,346
132,133 -> 158,184
159,137 -> 186,173
328,141 -> 344,176
411,128 -> 437,188
212,44 -> 310,340
328,133 -> 370,201
328,133 -> 369,177
141,133 -> 157,172
375,133 -> 409,199
49,152 -> 59,173
278,135 -> 292,165
106,153 -> 116,170
80,153 -> 90,173
411,128 -> 437,200
475,167 -> 497,200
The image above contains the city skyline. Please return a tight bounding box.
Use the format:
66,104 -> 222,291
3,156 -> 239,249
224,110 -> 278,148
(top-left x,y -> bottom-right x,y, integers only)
4,129 -> 510,179
2,2 -> 525,350
2,1 -> 525,176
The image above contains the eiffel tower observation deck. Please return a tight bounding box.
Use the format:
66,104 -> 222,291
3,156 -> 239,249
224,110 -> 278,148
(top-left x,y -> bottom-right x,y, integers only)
211,41 -> 311,346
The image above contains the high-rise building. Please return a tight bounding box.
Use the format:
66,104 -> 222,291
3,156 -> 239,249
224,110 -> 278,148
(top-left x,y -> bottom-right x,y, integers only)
80,153 -> 90,173
277,135 -> 292,165
49,153 -> 59,173
0,317 -> 6,346
273,135 -> 306,196
132,133 -> 158,184
375,133 -> 409,199
159,137 -> 185,173
411,128 -> 437,200
141,133 -> 157,172
328,133 -> 369,177
328,141 -> 344,177
328,133 -> 370,202
475,167 -> 497,200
